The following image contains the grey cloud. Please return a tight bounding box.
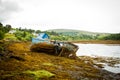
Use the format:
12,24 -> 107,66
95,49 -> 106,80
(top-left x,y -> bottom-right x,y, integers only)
0,0 -> 20,22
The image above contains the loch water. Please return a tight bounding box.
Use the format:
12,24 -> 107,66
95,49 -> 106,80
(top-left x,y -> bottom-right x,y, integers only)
75,44 -> 120,73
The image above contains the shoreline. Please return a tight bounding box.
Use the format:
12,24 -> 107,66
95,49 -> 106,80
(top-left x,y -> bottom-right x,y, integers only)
0,41 -> 120,80
72,40 -> 120,44
78,56 -> 120,73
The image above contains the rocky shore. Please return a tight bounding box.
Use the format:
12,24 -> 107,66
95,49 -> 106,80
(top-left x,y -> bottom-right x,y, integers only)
0,41 -> 120,80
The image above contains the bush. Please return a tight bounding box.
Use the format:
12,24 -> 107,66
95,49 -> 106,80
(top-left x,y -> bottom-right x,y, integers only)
0,30 -> 5,40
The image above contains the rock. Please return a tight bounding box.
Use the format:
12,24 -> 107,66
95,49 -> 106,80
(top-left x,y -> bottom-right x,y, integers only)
10,55 -> 25,61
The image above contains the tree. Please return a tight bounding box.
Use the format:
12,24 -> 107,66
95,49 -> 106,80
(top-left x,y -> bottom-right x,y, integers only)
0,22 -> 3,27
0,22 -> 5,40
102,33 -> 120,40
23,31 -> 27,37
4,24 -> 12,33
36,30 -> 41,34
0,30 -> 5,40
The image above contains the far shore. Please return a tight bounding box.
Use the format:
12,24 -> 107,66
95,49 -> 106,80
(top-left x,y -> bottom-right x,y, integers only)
72,40 -> 120,44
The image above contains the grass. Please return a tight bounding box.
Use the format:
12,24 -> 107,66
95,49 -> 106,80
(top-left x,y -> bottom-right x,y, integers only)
4,33 -> 17,40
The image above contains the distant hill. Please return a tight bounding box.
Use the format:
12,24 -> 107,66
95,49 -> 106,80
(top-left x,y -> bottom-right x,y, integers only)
46,29 -> 109,36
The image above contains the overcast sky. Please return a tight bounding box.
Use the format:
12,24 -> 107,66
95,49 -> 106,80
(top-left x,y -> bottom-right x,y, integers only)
0,0 -> 120,33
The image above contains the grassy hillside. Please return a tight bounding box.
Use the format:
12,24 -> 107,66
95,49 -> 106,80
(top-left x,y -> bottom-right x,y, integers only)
47,29 -> 109,34
46,29 -> 111,41
47,29 -> 109,35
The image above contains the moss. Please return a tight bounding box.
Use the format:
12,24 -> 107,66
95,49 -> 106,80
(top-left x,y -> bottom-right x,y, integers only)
42,63 -> 55,66
23,70 -> 55,80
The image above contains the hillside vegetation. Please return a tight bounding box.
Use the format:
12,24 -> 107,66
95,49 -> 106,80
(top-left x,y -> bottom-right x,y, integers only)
0,22 -> 120,42
47,29 -> 120,41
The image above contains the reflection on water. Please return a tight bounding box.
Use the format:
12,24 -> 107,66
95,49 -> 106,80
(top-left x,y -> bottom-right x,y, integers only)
75,43 -> 120,73
76,44 -> 120,57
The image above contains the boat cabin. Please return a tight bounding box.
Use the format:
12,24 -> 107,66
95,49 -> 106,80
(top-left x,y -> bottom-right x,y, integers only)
32,33 -> 50,44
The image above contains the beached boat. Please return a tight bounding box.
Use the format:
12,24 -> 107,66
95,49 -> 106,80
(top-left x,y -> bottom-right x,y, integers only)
30,33 -> 78,58
30,41 -> 78,59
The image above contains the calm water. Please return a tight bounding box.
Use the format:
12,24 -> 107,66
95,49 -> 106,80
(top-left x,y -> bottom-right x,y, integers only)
75,43 -> 120,73
76,44 -> 120,57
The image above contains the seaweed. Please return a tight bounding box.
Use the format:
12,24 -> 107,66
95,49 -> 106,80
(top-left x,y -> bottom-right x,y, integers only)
23,70 -> 55,80
0,41 -> 119,80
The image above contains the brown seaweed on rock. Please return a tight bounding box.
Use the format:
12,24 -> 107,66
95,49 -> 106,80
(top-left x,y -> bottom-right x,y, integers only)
0,41 -> 120,80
